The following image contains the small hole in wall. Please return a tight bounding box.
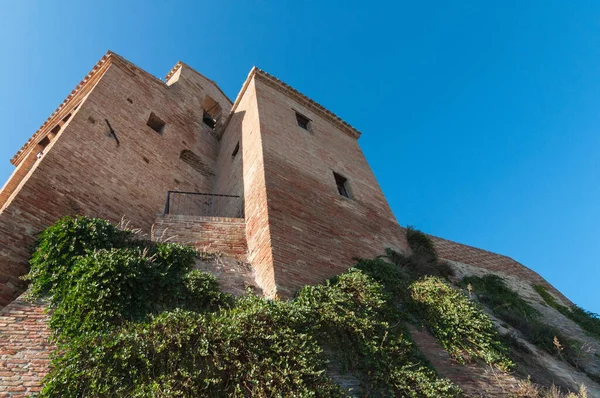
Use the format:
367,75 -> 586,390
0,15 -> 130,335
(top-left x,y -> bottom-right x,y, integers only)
174,179 -> 181,184
147,112 -> 166,134
142,156 -> 150,164
232,142 -> 240,158
88,116 -> 96,124
127,98 -> 133,104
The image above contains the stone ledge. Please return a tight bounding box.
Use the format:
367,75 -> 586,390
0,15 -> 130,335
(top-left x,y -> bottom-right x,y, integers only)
156,214 -> 245,224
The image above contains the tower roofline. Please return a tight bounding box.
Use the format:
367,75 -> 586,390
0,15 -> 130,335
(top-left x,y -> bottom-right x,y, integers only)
165,61 -> 233,105
11,54 -> 361,166
10,50 -> 173,166
230,67 -> 362,140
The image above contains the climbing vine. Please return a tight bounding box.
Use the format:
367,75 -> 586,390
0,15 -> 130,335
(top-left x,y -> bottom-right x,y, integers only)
29,216 -> 465,397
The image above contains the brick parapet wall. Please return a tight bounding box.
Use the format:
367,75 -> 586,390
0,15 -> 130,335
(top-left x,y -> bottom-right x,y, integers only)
0,295 -> 52,397
423,230 -> 572,305
153,215 -> 248,261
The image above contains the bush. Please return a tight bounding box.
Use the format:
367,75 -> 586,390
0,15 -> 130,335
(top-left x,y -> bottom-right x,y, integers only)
25,217 -> 229,340
24,216 -> 132,300
382,227 -> 455,280
33,217 -> 461,397
42,307 -> 343,398
406,226 -> 438,263
410,276 -> 513,370
295,270 -> 460,397
46,245 -> 229,339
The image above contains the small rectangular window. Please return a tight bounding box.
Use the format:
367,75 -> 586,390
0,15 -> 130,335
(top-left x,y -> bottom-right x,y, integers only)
147,112 -> 166,134
232,142 -> 240,158
295,112 -> 311,130
333,172 -> 351,198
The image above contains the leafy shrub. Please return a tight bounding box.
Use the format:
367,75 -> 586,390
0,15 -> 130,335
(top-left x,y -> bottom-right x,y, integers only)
42,306 -> 343,398
464,276 -> 582,366
383,246 -> 454,280
24,215 -> 132,300
356,257 -> 413,304
46,245 -> 229,339
410,276 -> 513,370
406,226 -> 438,263
533,285 -> 600,341
25,217 -> 229,340
295,270 -> 461,397
33,217 -> 461,397
383,227 -> 455,279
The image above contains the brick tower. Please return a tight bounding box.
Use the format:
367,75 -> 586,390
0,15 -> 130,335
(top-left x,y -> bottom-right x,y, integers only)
0,52 -> 408,304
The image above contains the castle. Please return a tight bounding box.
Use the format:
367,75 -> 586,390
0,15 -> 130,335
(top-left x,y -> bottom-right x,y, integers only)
1,51 -> 595,396
0,51 -> 565,305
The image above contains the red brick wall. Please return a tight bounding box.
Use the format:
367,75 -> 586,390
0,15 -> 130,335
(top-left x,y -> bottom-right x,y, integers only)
0,295 -> 52,397
249,75 -> 409,297
0,58 -> 232,307
425,230 -> 572,305
153,214 -> 247,261
236,78 -> 278,297
212,92 -> 244,216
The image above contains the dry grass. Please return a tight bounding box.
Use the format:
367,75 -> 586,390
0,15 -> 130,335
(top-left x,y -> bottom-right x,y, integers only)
512,378 -> 588,398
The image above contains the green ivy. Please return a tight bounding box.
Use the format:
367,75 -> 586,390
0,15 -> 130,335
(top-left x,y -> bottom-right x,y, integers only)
464,276 -> 582,366
295,269 -> 460,397
355,258 -> 513,371
406,226 -> 438,264
533,284 -> 600,341
410,276 -> 514,371
31,217 -> 461,397
42,305 -> 343,397
462,275 -> 539,321
24,215 -> 132,300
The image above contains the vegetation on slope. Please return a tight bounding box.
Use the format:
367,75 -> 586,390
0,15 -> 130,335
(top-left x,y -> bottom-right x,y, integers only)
533,284 -> 600,341
26,218 -> 595,396
28,216 -> 470,397
461,275 -> 584,367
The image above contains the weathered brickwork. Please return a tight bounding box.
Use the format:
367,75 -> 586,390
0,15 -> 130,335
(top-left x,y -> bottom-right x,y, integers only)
0,295 -> 52,397
154,214 -> 247,261
235,78 -> 278,297
0,53 -> 232,306
243,72 -> 409,297
424,230 -> 572,305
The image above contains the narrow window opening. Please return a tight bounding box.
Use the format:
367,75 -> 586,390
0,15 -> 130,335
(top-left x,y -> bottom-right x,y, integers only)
39,136 -> 51,149
62,113 -> 72,123
147,112 -> 166,134
202,96 -> 222,130
50,125 -> 61,135
232,142 -> 240,158
296,112 -> 311,130
333,172 -> 351,198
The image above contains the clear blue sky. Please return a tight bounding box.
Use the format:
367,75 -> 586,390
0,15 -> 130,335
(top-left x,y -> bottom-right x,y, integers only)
1,1 -> 598,313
